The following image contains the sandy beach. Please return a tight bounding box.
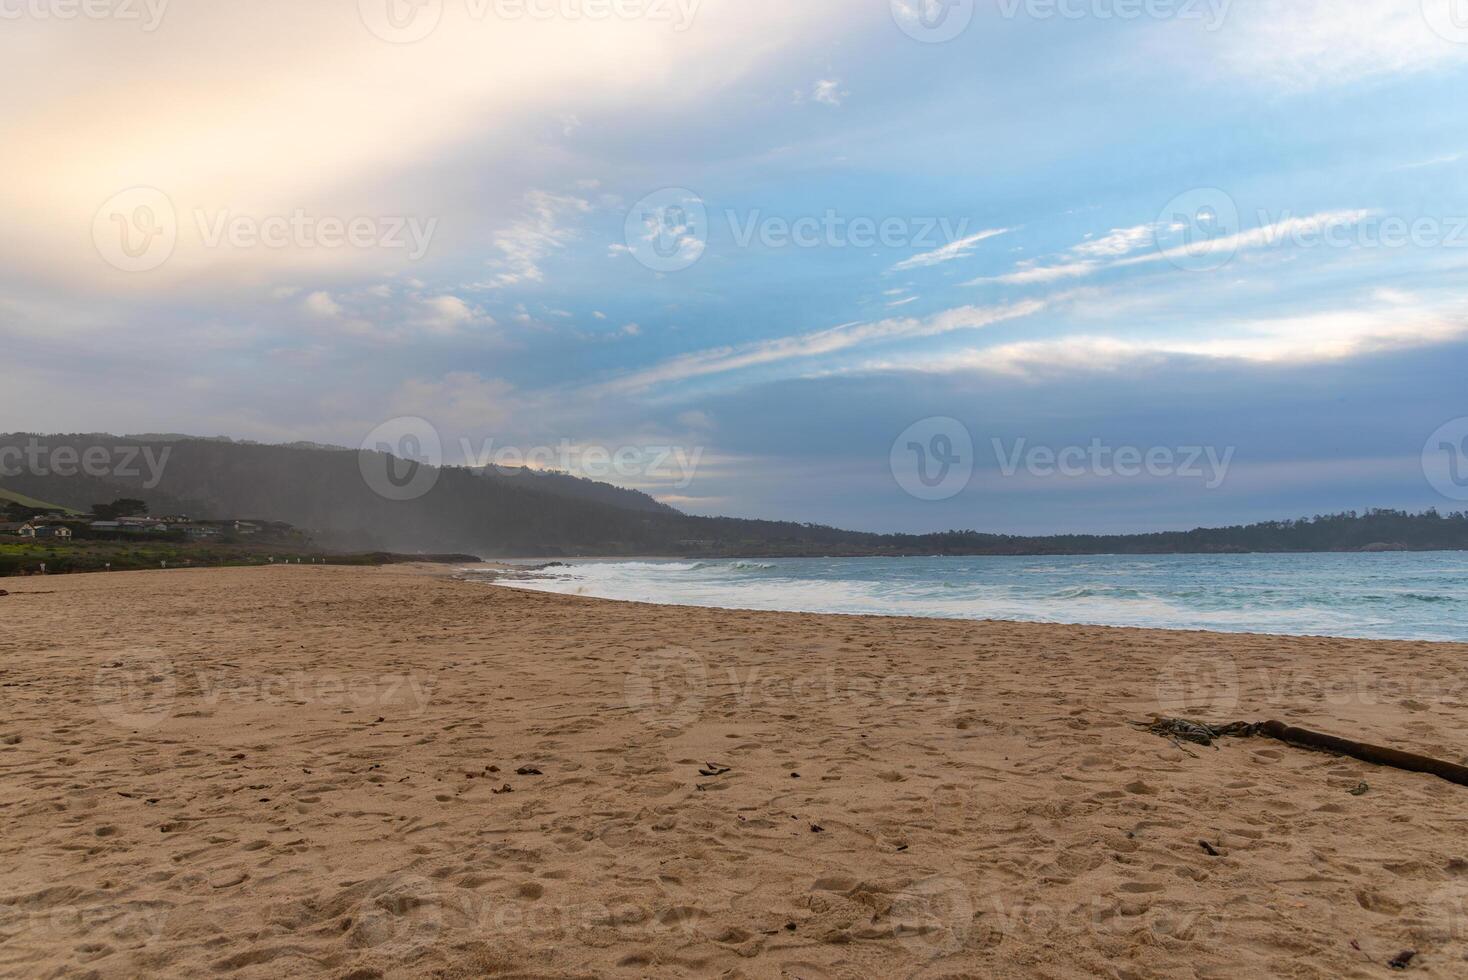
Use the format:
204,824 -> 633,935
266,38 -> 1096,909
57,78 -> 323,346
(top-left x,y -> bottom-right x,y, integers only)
3,564 -> 1468,978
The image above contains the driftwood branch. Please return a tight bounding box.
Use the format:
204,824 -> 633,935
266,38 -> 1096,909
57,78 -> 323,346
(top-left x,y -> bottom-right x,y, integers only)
1140,717 -> 1468,789
1255,720 -> 1468,788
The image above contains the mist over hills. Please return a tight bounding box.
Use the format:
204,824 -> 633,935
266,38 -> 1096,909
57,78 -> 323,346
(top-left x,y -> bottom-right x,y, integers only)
0,433 -> 678,555
2,433 -> 1466,557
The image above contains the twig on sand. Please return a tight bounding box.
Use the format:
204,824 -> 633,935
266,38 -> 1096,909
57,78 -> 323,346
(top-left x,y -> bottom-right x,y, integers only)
1137,717 -> 1468,789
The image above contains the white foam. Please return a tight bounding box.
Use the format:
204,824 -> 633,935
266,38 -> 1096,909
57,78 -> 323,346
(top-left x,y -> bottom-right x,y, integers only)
484,554 -> 1468,641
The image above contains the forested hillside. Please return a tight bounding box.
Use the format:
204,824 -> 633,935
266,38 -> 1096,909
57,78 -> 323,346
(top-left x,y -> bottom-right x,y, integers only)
3,434 -> 1465,556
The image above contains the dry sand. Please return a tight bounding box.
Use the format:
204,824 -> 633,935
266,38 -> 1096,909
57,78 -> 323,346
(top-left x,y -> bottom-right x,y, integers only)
3,564 -> 1468,978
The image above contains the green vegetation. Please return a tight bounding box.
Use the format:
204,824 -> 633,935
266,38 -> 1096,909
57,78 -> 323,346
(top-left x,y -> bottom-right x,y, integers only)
0,539 -> 476,577
0,487 -> 78,515
89,497 -> 149,520
1,540 -> 315,577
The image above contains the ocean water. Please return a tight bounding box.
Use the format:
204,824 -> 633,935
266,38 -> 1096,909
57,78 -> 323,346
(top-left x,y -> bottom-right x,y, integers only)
474,552 -> 1468,642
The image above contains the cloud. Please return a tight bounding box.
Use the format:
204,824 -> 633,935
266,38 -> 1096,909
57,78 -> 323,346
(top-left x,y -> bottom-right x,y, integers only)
1140,209 -> 1376,269
293,286 -> 494,341
1071,224 -> 1156,259
812,78 -> 846,106
864,300 -> 1468,379
596,299 -> 1045,393
889,228 -> 1010,272
794,77 -> 847,106
973,209 -> 1373,286
302,291 -> 342,318
411,295 -> 491,333
1393,151 -> 1467,171
621,189 -> 706,268
1195,0 -> 1468,91
971,222 -> 1158,285
978,260 -> 1100,286
0,0 -> 849,288
475,190 -> 592,290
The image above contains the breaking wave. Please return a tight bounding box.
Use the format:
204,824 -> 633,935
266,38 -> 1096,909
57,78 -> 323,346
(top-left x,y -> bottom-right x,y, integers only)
475,553 -> 1468,642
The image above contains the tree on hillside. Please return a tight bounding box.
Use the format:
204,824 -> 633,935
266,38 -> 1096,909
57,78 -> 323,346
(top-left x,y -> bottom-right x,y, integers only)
91,498 -> 149,520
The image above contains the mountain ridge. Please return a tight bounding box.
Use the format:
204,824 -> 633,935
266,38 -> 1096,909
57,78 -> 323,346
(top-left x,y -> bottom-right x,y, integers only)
3,432 -> 1466,557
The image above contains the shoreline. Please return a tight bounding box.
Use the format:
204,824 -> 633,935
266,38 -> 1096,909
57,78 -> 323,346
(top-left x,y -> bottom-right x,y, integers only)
464,556 -> 1468,646
475,574 -> 1463,645
4,558 -> 1456,646
474,547 -> 1468,560
5,565 -> 1467,977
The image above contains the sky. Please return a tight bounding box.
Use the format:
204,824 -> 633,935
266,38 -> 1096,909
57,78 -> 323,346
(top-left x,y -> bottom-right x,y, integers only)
3,0 -> 1468,533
